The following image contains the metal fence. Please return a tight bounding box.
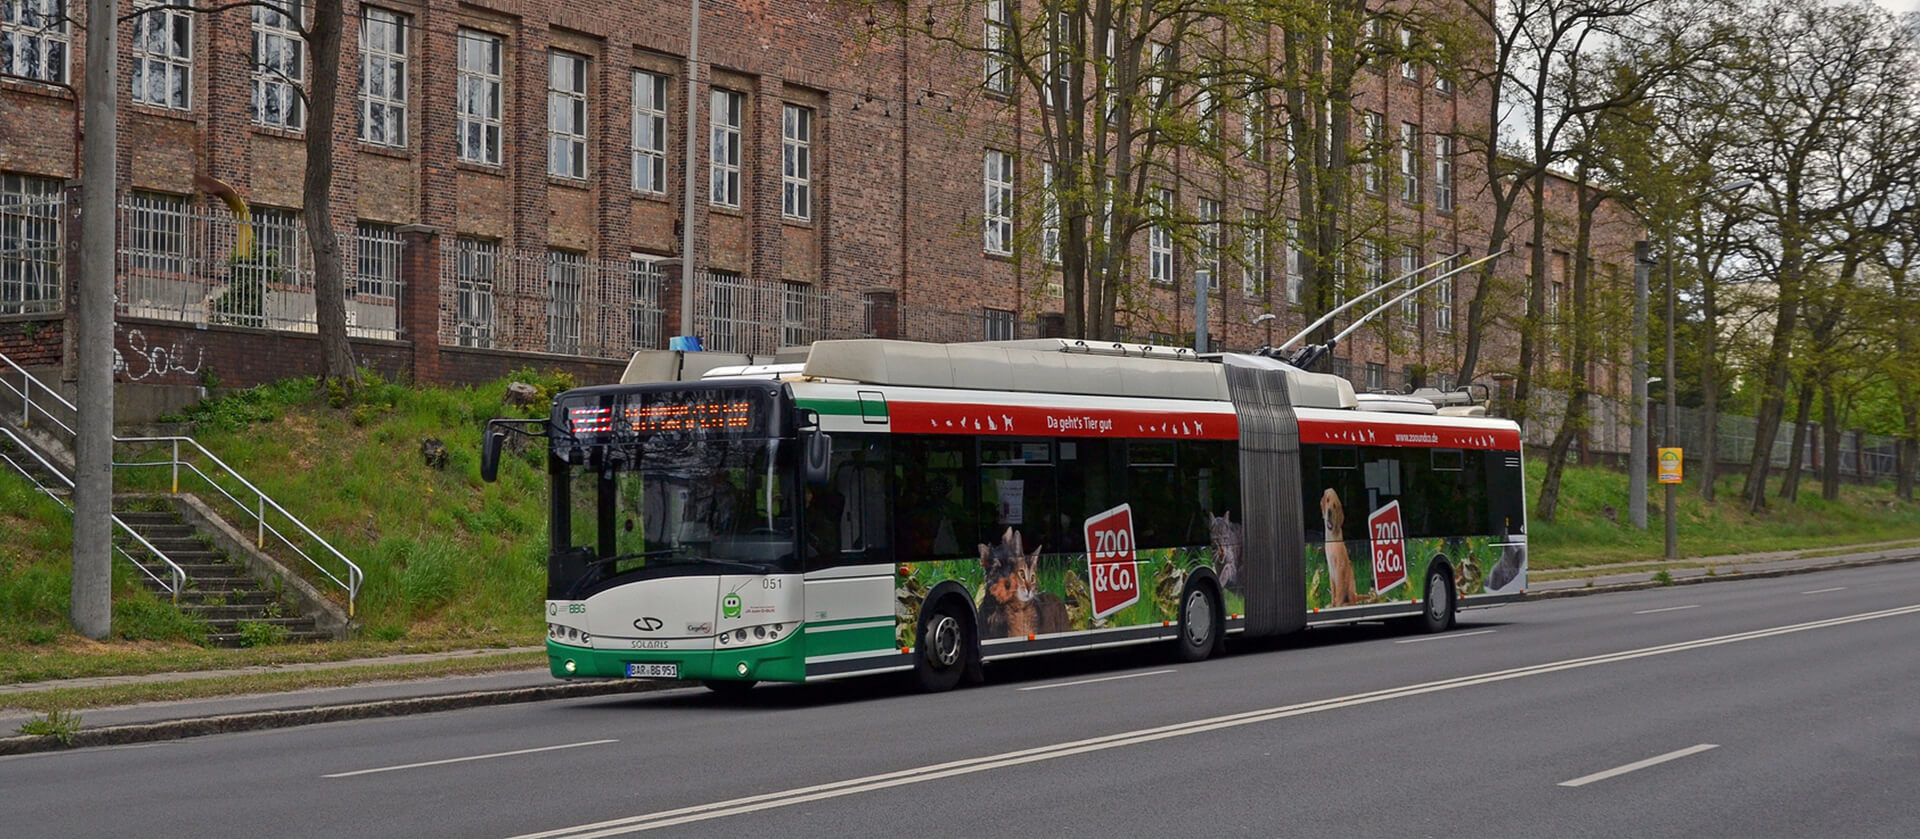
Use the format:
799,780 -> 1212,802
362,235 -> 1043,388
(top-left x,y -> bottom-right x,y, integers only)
0,190 -> 64,316
115,197 -> 403,340
1654,403 -> 1899,479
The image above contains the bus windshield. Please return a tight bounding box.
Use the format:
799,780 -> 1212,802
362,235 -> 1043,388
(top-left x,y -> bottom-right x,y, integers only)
554,436 -> 799,596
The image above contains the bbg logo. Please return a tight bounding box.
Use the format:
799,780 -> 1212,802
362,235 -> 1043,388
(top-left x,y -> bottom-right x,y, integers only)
722,593 -> 743,619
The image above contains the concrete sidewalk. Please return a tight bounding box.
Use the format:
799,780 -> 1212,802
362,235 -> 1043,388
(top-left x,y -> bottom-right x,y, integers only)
4,541 -> 1917,755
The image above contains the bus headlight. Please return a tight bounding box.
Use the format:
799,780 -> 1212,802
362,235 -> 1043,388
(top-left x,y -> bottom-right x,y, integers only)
713,622 -> 790,648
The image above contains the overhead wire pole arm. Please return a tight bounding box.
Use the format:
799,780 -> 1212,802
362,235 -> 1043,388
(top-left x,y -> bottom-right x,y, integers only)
1271,250 -> 1509,373
1276,250 -> 1509,352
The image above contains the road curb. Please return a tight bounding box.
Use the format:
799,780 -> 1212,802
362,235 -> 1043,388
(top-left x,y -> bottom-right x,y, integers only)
0,677 -> 682,757
1524,551 -> 1920,599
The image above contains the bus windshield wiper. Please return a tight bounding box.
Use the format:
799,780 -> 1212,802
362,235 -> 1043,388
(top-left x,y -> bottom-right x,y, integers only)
652,555 -> 770,573
584,548 -> 681,570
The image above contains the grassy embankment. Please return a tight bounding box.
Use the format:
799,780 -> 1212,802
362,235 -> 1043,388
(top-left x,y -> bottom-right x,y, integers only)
6,373 -> 1920,707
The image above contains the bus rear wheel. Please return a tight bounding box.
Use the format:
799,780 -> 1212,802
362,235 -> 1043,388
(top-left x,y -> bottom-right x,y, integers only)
914,602 -> 972,693
1176,582 -> 1221,662
1419,565 -> 1456,633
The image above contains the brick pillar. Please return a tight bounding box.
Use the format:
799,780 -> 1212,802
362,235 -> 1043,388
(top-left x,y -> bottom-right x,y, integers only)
864,290 -> 898,339
399,225 -> 442,384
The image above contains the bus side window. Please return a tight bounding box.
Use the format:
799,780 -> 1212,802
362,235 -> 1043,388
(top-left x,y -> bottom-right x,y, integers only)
894,436 -> 971,560
807,437 -> 893,571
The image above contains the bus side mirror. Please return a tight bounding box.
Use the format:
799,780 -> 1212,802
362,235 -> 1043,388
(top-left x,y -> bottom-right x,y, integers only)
481,427 -> 507,483
803,428 -> 831,486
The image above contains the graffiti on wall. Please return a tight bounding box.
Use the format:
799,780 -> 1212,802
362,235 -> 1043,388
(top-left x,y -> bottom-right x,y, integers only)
114,325 -> 205,383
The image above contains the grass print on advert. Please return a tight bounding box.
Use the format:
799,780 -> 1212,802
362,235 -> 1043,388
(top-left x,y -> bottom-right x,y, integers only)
893,527 -> 1249,649
1304,534 -> 1526,610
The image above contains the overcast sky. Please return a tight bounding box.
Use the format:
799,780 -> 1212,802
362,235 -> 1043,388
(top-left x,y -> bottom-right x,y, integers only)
1876,0 -> 1917,16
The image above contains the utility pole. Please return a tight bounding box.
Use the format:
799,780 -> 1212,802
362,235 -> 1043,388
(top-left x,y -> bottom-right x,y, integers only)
676,0 -> 701,345
1664,251 -> 1678,559
1629,241 -> 1652,530
72,0 -> 119,639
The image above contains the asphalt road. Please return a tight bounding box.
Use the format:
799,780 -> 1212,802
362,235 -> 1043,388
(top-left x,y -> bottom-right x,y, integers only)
4,563 -> 1918,839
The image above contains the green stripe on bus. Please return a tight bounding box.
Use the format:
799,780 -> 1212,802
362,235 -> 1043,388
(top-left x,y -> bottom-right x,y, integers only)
804,625 -> 897,658
796,399 -> 866,416
805,615 -> 893,628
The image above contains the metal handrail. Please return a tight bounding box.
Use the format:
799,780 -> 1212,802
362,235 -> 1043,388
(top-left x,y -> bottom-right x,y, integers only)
1,352 -> 78,441
1,350 -> 361,617
115,436 -> 363,616
1,426 -> 187,600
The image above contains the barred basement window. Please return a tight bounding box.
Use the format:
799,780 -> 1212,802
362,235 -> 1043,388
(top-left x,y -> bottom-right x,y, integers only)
0,173 -> 62,315
546,250 -> 584,355
782,281 -> 813,346
629,256 -> 665,350
124,192 -> 187,275
353,222 -> 399,298
983,308 -> 1014,341
251,0 -> 306,130
453,237 -> 497,348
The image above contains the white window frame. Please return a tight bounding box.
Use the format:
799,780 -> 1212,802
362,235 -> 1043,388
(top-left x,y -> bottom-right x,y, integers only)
1043,11 -> 1070,109
1363,111 -> 1383,193
1434,134 -> 1454,212
547,50 -> 588,180
1436,263 -> 1454,333
1241,208 -> 1264,298
782,104 -> 812,221
1400,121 -> 1420,203
1196,197 -> 1220,291
1399,28 -> 1418,80
352,221 -> 400,299
1196,64 -> 1217,144
456,29 -> 503,166
782,281 -> 814,346
0,173 -> 63,315
1,0 -> 69,84
250,0 -> 305,130
453,237 -> 498,348
359,7 -> 408,147
1242,94 -> 1262,160
1146,41 -> 1168,102
628,254 -> 665,350
632,70 -> 668,194
1400,247 -> 1419,326
710,88 -> 743,208
983,307 -> 1016,341
984,0 -> 1012,96
1041,163 -> 1061,266
546,249 -> 584,355
1149,187 -> 1174,285
983,149 -> 1014,256
126,191 -> 188,275
130,0 -> 192,110
1285,218 -> 1303,305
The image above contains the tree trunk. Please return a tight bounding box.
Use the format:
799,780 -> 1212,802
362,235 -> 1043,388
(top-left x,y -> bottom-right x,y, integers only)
1778,383 -> 1814,502
1742,230 -> 1805,512
1819,386 -> 1842,501
1698,264 -> 1719,502
1900,401 -> 1918,502
303,0 -> 358,387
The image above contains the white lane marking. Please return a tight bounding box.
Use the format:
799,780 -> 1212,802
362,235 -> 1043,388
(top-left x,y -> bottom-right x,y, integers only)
324,739 -> 618,778
1017,669 -> 1177,691
1395,629 -> 1497,644
1802,587 -> 1846,595
1634,604 -> 1700,615
1558,744 -> 1719,788
508,604 -> 1920,839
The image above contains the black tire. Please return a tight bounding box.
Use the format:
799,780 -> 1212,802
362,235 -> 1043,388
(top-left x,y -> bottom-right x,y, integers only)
702,679 -> 757,698
1419,565 -> 1456,633
914,601 -> 972,693
1175,581 -> 1222,662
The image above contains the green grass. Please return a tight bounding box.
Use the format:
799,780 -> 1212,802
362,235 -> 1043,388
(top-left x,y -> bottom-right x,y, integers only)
7,368 -> 1920,688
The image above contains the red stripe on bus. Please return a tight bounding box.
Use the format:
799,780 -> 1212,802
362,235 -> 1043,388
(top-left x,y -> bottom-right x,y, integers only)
888,402 -> 1238,439
1297,418 -> 1520,450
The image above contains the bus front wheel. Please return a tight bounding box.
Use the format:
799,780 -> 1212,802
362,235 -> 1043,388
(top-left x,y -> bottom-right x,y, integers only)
914,601 -> 973,693
1176,582 -> 1221,662
1419,565 -> 1456,633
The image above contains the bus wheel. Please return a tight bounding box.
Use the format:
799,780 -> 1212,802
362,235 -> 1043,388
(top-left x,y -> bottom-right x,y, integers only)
914,602 -> 971,693
1176,582 -> 1221,662
702,679 -> 757,698
1420,565 -> 1456,633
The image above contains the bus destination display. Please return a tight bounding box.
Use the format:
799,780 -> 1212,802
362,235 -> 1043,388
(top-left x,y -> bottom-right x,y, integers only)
564,393 -> 765,441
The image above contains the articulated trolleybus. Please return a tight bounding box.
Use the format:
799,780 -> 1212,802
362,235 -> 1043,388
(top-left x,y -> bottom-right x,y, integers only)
481,339 -> 1527,694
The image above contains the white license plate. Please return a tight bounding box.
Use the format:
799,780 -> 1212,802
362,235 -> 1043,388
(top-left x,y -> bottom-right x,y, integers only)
626,663 -> 678,679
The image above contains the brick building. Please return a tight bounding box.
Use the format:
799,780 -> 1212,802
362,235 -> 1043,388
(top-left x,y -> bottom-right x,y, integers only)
1,0 -> 1640,427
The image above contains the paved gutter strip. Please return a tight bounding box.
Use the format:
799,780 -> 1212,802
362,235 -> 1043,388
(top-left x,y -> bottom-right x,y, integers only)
0,679 -> 681,757
5,549 -> 1917,756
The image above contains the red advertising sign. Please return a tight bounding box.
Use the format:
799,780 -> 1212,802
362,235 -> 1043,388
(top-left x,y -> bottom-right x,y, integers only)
1084,504 -> 1140,618
1368,501 -> 1408,595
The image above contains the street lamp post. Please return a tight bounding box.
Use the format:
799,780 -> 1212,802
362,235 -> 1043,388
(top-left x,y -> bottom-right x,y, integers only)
676,0 -> 702,346
1631,241 -> 1654,530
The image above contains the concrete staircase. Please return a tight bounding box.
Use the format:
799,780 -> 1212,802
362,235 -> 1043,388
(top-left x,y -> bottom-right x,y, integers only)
113,505 -> 328,647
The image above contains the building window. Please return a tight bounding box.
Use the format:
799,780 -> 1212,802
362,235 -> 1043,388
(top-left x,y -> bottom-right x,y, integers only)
1366,362 -> 1385,391
710,88 -> 742,208
1040,163 -> 1061,266
1400,247 -> 1419,326
1363,111 -> 1383,193
250,0 -> 305,129
0,173 -> 62,315
131,0 -> 192,110
1434,134 -> 1454,212
453,237 -> 497,348
1399,28 -> 1418,81
782,104 -> 812,221
352,222 -> 399,299
1400,122 -> 1420,203
1043,11 -> 1070,108
704,269 -> 745,352
983,0 -> 1012,96
1436,71 -> 1453,95
1196,198 -> 1220,291
125,192 -> 187,274
456,30 -> 503,166
1285,218 -> 1303,304
627,256 -> 665,350
1196,64 -> 1218,144
1242,95 -> 1263,160
983,149 -> 1013,255
546,250 -> 583,355
632,70 -> 668,194
1146,40 -> 1169,102
1150,187 -> 1174,285
781,281 -> 814,346
1364,241 -> 1384,293
1,0 -> 67,83
1242,209 -> 1264,297
357,8 -> 408,147
1436,255 -> 1454,333
547,51 -> 588,180
984,308 -> 1015,341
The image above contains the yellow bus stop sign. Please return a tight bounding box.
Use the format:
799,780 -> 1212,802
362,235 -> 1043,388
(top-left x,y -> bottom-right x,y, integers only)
1658,447 -> 1683,484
